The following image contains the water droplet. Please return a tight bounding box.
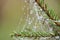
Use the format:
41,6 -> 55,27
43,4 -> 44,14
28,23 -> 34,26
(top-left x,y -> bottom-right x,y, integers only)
40,8 -> 43,11
24,6 -> 26,8
20,38 -> 24,40
24,13 -> 26,15
34,2 -> 37,5
49,27 -> 53,31
25,0 -> 27,3
27,8 -> 29,10
55,36 -> 59,39
37,15 -> 43,20
30,10 -> 33,14
22,8 -> 25,10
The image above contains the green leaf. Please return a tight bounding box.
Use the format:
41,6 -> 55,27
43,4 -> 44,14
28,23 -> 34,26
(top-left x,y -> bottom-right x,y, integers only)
32,32 -> 36,36
40,0 -> 44,5
48,9 -> 59,20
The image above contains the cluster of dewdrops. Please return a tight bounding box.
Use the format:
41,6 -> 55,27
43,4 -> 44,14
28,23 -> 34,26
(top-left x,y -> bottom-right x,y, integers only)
13,0 -> 60,40
15,0 -> 54,34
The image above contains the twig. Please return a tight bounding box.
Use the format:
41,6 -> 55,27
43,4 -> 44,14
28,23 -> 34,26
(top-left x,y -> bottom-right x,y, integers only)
35,0 -> 60,26
11,33 -> 60,38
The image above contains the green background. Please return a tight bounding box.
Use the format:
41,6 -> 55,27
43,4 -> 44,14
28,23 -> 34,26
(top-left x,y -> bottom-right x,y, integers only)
0,0 -> 60,40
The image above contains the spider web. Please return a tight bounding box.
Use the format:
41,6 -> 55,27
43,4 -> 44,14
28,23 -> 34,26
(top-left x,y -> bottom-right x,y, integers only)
12,0 -> 58,40
15,0 -> 54,34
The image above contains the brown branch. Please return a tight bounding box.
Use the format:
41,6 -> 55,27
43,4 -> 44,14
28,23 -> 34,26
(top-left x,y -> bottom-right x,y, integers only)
11,33 -> 60,37
35,0 -> 60,26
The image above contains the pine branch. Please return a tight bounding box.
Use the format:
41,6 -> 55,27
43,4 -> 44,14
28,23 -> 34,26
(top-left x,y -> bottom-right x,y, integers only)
35,0 -> 60,26
11,31 -> 59,37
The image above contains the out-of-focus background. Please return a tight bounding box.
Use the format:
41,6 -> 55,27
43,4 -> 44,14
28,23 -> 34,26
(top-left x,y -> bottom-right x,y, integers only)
0,0 -> 60,40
